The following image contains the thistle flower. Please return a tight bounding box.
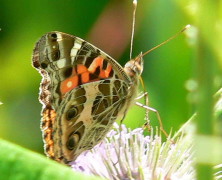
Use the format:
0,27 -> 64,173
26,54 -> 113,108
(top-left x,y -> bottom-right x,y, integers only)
70,123 -> 195,180
215,164 -> 222,180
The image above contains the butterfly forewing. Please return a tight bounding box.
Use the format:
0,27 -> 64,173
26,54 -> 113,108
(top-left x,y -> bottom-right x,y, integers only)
32,31 -> 137,163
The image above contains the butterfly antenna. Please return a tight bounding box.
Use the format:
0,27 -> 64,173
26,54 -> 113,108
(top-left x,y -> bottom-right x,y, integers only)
130,0 -> 137,59
136,24 -> 191,60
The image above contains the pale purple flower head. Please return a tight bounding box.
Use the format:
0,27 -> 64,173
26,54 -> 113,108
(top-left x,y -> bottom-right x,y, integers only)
70,123 -> 194,180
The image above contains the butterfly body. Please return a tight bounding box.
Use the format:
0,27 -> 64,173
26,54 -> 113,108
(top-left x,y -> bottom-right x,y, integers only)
32,31 -> 143,164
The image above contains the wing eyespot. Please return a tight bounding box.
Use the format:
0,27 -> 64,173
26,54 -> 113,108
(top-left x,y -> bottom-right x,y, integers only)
66,133 -> 80,150
66,106 -> 78,120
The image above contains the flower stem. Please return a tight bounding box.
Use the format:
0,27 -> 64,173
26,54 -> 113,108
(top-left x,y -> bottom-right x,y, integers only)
195,1 -> 218,179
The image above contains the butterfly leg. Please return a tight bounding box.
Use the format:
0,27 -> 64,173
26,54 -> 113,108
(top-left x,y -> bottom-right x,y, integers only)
135,92 -> 150,128
135,92 -> 169,137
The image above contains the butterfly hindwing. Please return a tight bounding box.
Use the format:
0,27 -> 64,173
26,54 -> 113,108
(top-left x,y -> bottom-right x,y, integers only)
54,79 -> 129,163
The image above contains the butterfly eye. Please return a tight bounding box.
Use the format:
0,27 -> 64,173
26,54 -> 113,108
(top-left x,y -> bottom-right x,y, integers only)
67,133 -> 80,150
66,106 -> 78,120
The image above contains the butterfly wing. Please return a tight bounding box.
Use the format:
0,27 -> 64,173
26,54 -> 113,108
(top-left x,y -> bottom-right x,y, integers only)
33,32 -> 134,163
55,79 -> 129,163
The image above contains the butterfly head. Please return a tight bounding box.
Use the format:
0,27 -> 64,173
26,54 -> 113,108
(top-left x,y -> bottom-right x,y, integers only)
124,53 -> 144,80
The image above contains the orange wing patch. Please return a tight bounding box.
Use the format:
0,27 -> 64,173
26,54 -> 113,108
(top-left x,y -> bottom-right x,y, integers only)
60,68 -> 78,95
60,56 -> 113,95
88,56 -> 104,73
100,64 -> 112,78
42,106 -> 56,159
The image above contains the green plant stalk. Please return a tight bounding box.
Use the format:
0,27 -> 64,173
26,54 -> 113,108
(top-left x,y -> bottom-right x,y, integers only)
196,37 -> 214,134
196,27 -> 214,180
195,1 -> 217,179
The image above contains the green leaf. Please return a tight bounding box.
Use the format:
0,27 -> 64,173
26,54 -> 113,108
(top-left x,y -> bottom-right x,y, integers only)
0,139 -> 105,180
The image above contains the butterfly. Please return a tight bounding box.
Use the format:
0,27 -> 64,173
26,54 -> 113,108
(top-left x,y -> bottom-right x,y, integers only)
32,31 -> 145,164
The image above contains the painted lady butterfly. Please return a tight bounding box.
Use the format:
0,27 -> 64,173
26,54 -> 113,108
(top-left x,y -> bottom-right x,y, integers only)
32,32 -> 144,164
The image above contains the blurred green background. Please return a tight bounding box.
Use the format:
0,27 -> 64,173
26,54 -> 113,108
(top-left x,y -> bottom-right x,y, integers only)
0,0 -> 196,155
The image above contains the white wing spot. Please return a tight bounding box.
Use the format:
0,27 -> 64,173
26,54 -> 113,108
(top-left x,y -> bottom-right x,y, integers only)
67,81 -> 73,88
57,58 -> 66,68
71,39 -> 82,64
